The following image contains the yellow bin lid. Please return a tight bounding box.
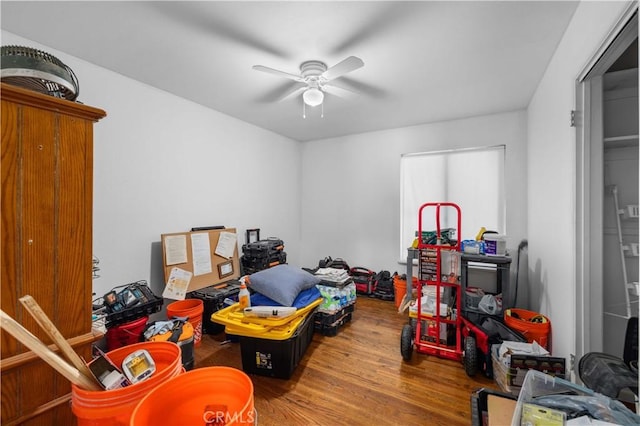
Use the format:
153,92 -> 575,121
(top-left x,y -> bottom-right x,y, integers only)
211,298 -> 322,339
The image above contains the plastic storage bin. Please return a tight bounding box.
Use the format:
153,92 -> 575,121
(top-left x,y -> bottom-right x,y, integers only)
484,234 -> 506,256
211,298 -> 321,378
511,370 -> 640,426
239,308 -> 317,379
314,302 -> 355,336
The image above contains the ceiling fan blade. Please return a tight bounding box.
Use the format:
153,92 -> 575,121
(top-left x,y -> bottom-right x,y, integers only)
322,56 -> 364,81
252,65 -> 304,82
278,84 -> 308,102
322,84 -> 357,99
255,81 -> 301,103
333,76 -> 388,99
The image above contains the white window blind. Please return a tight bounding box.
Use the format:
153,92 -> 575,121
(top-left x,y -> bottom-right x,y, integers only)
399,145 -> 506,261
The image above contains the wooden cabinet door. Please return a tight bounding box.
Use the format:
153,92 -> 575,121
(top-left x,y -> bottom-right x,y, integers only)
1,83 -> 105,425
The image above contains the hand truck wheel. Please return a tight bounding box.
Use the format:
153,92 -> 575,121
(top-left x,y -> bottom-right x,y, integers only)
401,323 -> 414,361
464,335 -> 478,376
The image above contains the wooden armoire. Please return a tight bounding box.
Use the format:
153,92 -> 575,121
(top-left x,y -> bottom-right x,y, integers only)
1,83 -> 106,424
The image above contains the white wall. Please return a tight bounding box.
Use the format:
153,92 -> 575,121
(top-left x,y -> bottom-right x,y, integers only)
2,31 -> 303,299
527,0 -> 633,361
300,111 -> 528,283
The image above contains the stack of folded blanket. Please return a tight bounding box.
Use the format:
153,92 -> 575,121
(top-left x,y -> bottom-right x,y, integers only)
313,267 -> 351,286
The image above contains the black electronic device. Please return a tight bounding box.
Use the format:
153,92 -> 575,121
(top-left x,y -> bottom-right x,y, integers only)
101,280 -> 163,328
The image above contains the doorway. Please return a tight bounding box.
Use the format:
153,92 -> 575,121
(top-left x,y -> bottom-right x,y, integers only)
575,6 -> 638,373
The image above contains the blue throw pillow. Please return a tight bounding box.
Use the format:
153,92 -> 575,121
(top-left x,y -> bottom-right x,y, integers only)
250,286 -> 321,309
248,264 -> 321,307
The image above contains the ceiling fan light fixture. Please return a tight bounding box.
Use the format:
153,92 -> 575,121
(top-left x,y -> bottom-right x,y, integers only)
303,88 -> 324,107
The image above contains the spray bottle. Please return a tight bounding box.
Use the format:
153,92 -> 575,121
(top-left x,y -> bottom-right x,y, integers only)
238,283 -> 251,309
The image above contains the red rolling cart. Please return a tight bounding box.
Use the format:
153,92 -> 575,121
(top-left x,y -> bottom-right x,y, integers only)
401,202 -> 463,362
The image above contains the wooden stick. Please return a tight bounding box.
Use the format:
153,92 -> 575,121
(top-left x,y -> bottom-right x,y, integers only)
19,295 -> 97,384
0,309 -> 101,391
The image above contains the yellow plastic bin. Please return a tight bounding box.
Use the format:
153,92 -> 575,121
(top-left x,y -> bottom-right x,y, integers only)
212,298 -> 322,379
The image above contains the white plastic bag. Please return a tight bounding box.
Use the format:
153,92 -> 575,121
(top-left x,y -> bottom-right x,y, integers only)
478,294 -> 502,315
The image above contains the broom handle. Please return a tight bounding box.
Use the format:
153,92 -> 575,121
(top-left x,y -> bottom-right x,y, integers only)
0,309 -> 101,391
19,295 -> 96,382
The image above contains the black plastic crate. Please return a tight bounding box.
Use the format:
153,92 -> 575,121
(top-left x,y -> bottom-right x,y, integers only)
315,303 -> 355,325
241,238 -> 284,257
314,312 -> 352,337
187,280 -> 241,334
241,251 -> 287,270
239,309 -> 316,379
104,281 -> 163,328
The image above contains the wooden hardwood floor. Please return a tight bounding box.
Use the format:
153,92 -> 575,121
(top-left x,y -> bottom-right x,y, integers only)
195,296 -> 499,426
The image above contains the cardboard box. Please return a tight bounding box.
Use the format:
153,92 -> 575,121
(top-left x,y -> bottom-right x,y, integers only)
491,345 -> 566,396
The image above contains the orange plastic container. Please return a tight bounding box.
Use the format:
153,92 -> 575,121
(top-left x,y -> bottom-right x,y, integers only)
167,298 -> 204,346
394,275 -> 406,309
504,308 -> 551,350
394,275 -> 418,309
131,366 -> 255,425
72,341 -> 183,426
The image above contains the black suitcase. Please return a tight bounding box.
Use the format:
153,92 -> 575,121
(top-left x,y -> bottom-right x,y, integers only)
186,280 -> 241,334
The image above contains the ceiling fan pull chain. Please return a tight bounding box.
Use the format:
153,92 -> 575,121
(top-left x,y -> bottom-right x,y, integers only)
321,102 -> 324,119
303,101 -> 306,119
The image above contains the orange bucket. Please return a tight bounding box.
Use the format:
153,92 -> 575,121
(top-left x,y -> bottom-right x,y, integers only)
167,298 -> 204,347
393,275 -> 407,309
131,366 -> 255,425
504,308 -> 551,350
72,341 -> 183,426
394,275 -> 418,309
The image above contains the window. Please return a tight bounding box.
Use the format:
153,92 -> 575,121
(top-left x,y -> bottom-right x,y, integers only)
399,145 -> 505,261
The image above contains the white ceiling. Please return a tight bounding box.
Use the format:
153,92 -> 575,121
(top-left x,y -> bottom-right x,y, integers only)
1,1 -> 579,142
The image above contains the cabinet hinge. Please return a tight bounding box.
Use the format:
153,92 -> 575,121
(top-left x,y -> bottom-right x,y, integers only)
570,110 -> 576,127
570,353 -> 575,371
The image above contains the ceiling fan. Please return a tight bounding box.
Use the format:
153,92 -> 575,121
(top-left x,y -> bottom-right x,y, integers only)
252,56 -> 364,110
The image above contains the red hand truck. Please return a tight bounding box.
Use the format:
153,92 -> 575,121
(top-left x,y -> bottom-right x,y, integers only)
401,202 -> 463,362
